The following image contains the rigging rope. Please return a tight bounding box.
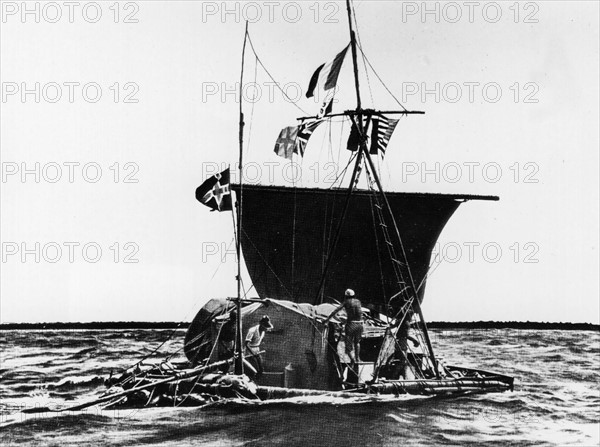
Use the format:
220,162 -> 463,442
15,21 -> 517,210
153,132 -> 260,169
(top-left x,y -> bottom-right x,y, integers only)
291,176 -> 297,300
368,193 -> 387,303
241,227 -> 294,298
357,43 -> 408,112
109,232 -> 237,380
328,149 -> 358,190
364,163 -> 406,309
363,155 -> 440,377
351,1 -> 374,108
336,115 -> 346,176
245,32 -> 309,115
244,54 -> 258,157
176,312 -> 227,407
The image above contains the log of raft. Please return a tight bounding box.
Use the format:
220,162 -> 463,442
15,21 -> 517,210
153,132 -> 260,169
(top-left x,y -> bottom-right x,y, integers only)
365,378 -> 512,395
256,386 -> 363,400
22,357 -> 245,414
22,356 -> 513,414
256,377 -> 512,399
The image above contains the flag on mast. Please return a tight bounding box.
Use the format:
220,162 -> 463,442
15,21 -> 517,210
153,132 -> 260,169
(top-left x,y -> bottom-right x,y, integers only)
347,115 -> 399,156
370,116 -> 399,156
306,45 -> 350,99
346,115 -> 372,152
274,120 -> 323,160
195,168 -> 232,211
317,90 -> 335,119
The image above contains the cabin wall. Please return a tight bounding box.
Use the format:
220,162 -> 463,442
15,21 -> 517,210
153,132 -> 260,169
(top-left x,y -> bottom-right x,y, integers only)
242,304 -> 335,390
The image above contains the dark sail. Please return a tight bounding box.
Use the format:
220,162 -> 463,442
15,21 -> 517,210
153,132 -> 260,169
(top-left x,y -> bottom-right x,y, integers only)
232,184 -> 497,313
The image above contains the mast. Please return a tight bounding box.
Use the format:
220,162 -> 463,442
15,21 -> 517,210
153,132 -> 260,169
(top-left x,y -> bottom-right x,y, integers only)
346,0 -> 362,110
344,0 -> 440,377
235,21 -> 249,375
313,1 -> 364,303
316,3 -> 427,304
362,149 -> 440,378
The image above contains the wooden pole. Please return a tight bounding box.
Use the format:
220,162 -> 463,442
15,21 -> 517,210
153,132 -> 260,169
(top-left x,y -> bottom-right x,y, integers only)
22,358 -> 236,414
296,110 -> 424,122
313,1 -> 365,303
345,0 -> 362,111
342,0 -> 440,379
361,147 -> 440,378
312,1 -> 365,303
314,142 -> 363,303
235,21 -> 249,375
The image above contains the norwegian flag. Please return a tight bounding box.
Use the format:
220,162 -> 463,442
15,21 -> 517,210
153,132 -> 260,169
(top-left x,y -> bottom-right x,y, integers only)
195,168 -> 232,212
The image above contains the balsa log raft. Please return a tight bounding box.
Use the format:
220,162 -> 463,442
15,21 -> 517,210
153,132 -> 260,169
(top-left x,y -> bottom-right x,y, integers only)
256,376 -> 513,399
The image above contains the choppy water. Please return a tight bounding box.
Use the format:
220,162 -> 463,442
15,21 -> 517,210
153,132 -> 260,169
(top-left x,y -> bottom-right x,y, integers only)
1,329 -> 598,446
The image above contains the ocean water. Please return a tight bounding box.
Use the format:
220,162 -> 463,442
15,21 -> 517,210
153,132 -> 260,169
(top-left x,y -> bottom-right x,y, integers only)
0,329 -> 598,446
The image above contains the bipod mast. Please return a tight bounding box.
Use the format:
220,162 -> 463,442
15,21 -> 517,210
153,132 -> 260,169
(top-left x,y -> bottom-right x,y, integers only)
311,0 -> 369,304
307,0 -> 439,378
341,0 -> 440,378
312,3 -> 424,305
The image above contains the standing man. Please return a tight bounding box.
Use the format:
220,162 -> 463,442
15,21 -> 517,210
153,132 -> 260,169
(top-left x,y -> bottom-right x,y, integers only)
324,289 -> 364,365
397,316 -> 422,379
244,315 -> 273,380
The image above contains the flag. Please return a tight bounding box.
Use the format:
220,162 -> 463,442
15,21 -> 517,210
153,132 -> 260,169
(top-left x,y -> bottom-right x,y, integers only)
346,121 -> 361,152
306,45 -> 350,99
346,115 -> 398,156
346,115 -> 372,152
370,116 -> 399,156
274,120 -> 323,160
296,120 -> 323,156
317,90 -> 335,119
274,126 -> 298,160
195,168 -> 232,211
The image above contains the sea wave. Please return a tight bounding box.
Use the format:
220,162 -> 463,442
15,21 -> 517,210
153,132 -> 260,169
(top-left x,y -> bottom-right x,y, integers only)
0,329 -> 598,447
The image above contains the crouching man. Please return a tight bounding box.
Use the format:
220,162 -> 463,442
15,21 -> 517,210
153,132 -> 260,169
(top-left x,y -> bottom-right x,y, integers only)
244,315 -> 273,380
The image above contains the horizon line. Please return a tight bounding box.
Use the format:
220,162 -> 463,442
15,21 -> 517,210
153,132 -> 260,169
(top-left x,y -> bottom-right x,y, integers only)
0,321 -> 598,331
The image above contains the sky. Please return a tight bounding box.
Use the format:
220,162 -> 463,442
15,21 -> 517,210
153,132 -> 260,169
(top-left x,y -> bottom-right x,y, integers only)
0,1 -> 598,324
